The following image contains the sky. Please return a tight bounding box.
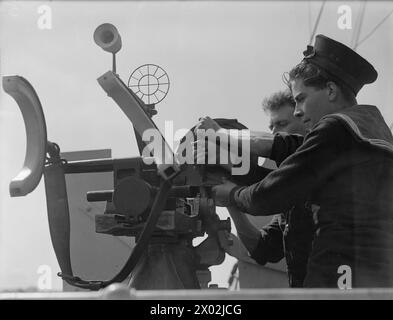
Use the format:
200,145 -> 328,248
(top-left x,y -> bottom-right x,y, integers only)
0,0 -> 392,291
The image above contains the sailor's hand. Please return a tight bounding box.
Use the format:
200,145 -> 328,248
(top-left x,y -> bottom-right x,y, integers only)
192,139 -> 222,163
204,170 -> 230,185
194,116 -> 222,132
193,140 -> 234,172
211,177 -> 238,207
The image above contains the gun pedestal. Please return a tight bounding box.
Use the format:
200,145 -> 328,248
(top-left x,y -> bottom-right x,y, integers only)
129,242 -> 200,289
125,230 -> 231,290
91,170 -> 232,289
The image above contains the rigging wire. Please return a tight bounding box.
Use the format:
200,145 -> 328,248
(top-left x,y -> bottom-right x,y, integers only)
351,1 -> 367,50
308,1 -> 312,39
309,0 -> 326,45
355,8 -> 393,49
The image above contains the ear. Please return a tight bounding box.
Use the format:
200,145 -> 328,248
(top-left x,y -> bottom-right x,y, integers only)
326,81 -> 339,102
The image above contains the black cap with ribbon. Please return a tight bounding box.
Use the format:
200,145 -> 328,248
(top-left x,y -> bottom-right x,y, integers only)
302,34 -> 378,95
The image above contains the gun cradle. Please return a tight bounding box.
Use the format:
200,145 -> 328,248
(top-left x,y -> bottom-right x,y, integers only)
76,157 -> 231,270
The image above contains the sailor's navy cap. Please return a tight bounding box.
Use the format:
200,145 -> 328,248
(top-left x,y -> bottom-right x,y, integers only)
302,34 -> 378,95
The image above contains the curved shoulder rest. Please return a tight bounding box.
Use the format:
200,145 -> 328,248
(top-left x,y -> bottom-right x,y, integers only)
2,76 -> 47,196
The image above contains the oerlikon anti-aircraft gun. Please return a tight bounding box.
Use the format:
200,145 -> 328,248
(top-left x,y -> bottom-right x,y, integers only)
3,23 -> 235,290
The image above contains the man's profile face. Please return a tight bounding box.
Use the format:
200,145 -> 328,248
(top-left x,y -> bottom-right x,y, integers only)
291,79 -> 331,132
268,103 -> 307,135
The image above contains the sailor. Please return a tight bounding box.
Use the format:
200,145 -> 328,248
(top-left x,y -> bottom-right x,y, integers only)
198,35 -> 393,287
225,90 -> 314,288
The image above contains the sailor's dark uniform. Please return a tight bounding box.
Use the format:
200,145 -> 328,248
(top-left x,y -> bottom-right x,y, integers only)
232,105 -> 393,287
230,35 -> 393,287
249,207 -> 315,288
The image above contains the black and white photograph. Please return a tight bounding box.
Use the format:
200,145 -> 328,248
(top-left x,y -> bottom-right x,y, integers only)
0,0 -> 392,306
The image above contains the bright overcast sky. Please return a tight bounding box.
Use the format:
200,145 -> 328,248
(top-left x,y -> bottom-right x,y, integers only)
0,0 -> 392,290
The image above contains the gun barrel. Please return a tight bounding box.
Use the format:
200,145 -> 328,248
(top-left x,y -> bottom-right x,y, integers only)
87,190 -> 113,202
86,186 -> 200,203
64,159 -> 114,174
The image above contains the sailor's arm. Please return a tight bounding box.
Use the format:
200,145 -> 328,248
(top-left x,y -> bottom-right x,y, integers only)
227,206 -> 284,264
231,119 -> 348,215
212,118 -> 349,215
195,116 -> 304,161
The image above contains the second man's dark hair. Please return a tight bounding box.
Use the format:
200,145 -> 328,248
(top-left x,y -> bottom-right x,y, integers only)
262,90 -> 295,113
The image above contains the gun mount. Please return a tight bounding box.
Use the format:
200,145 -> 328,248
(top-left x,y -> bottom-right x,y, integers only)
3,23 -> 233,291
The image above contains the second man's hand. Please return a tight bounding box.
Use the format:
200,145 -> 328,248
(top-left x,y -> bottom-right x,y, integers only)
194,116 -> 276,159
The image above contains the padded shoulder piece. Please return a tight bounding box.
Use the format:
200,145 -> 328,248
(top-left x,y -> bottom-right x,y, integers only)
97,71 -> 180,180
2,76 -> 47,196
